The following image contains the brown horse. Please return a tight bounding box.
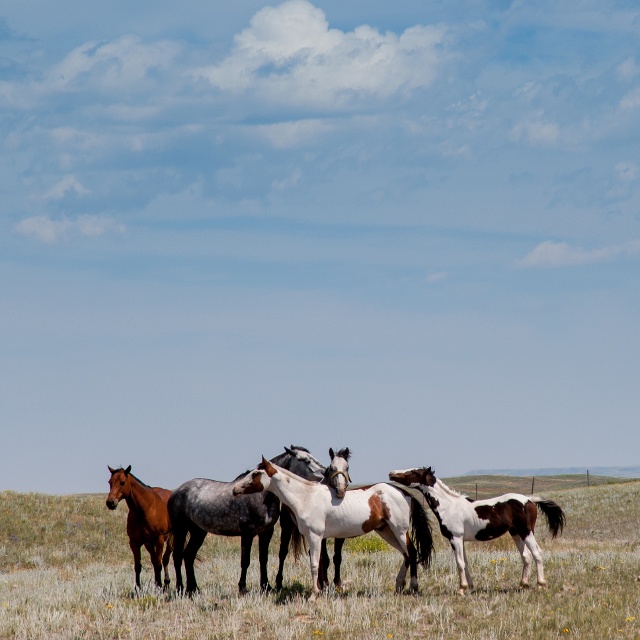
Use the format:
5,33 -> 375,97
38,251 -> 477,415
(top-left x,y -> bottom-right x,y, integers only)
106,465 -> 173,590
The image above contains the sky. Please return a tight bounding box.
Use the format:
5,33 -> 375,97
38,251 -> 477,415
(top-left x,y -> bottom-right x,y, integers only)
1,0 -> 639,494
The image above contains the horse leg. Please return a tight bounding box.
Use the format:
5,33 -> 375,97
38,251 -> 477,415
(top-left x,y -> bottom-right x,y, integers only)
184,526 -> 207,596
258,527 -> 274,592
129,540 -> 143,590
162,535 -> 173,589
238,532 -> 253,595
333,538 -> 345,590
407,539 -> 419,593
522,533 -> 546,587
462,544 -> 474,590
375,525 -> 411,593
145,539 -> 164,589
275,509 -> 293,591
172,527 -> 186,594
511,533 -> 532,587
450,537 -> 470,595
319,540 -> 330,590
307,532 -> 324,601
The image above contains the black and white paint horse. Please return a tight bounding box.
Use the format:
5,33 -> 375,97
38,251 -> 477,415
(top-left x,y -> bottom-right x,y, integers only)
168,445 -> 346,595
388,466 -> 565,594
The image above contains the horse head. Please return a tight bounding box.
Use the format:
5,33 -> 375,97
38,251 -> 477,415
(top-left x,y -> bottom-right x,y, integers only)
232,457 -> 276,496
281,445 -> 326,481
106,465 -> 132,510
326,447 -> 351,499
388,466 -> 435,488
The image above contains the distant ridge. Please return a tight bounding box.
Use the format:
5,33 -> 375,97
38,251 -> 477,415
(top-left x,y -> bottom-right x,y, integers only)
463,465 -> 640,478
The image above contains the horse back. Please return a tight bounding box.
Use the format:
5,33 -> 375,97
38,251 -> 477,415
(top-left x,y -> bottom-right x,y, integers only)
168,477 -> 280,536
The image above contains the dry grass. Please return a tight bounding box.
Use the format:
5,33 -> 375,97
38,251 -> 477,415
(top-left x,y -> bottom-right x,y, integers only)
1,480 -> 640,639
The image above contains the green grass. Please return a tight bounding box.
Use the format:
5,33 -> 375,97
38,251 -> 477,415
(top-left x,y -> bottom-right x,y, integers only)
1,479 -> 640,639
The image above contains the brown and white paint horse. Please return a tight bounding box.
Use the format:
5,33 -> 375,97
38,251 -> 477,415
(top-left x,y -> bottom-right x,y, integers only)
234,457 -> 433,600
106,465 -> 173,590
388,467 -> 565,594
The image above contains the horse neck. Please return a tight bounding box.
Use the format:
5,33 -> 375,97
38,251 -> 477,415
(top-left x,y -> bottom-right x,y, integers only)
124,477 -> 156,514
269,466 -> 318,508
423,477 -> 464,507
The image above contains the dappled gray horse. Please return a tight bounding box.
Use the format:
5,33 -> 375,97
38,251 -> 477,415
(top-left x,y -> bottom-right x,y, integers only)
169,445 -> 340,595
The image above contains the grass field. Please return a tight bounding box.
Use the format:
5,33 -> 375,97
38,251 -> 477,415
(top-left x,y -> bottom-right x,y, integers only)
1,477 -> 639,639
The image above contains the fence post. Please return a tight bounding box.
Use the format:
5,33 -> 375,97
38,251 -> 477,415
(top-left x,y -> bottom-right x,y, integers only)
475,483 -> 478,500
587,470 -> 590,487
531,476 -> 535,495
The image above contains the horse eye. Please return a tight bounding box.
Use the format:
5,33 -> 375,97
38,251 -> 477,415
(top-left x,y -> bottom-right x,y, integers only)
120,481 -> 125,486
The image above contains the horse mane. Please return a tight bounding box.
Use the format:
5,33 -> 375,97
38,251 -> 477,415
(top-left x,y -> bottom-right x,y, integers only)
270,462 -> 319,487
435,477 -> 468,500
289,444 -> 310,453
113,467 -> 151,489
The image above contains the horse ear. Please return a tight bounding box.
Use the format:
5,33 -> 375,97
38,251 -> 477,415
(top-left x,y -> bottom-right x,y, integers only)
124,465 -> 131,475
329,447 -> 335,459
108,465 -> 115,474
342,447 -> 351,460
284,446 -> 294,455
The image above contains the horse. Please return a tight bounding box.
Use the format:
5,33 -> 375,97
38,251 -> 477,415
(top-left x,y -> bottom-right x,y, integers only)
168,445 -> 345,596
106,465 -> 173,590
233,457 -> 434,600
276,446 -> 351,591
388,466 -> 566,594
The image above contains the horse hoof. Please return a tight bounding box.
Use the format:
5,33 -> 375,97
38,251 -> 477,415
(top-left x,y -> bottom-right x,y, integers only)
308,592 -> 318,602
238,587 -> 248,596
537,582 -> 547,590
458,588 -> 468,596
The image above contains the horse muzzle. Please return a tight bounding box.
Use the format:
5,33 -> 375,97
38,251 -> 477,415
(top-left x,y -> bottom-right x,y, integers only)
106,499 -> 118,510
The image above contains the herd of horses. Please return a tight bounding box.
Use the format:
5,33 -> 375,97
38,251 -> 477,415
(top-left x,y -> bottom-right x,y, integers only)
106,445 -> 565,599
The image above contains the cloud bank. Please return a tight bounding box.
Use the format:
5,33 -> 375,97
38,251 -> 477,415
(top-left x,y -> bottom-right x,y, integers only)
193,0 -> 449,109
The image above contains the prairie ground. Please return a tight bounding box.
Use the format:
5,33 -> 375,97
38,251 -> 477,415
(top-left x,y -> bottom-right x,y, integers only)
1,478 -> 639,639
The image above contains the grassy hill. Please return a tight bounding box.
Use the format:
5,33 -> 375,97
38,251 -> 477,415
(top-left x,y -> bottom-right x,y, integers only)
1,477 -> 640,639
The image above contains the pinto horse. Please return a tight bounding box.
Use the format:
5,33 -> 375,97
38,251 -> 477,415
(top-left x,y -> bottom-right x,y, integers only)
388,466 -> 566,594
276,446 -> 351,591
169,446 -> 344,596
233,457 -> 434,600
106,465 -> 173,590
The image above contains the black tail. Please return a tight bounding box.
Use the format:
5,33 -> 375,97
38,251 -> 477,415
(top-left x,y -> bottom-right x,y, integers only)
409,496 -> 434,568
535,499 -> 566,538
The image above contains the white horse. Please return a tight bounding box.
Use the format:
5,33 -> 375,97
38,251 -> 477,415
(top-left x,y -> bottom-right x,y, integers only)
233,457 -> 433,599
388,467 -> 565,594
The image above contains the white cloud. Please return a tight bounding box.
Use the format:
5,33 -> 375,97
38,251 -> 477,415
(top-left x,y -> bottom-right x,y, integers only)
48,35 -> 180,92
41,175 -> 90,200
272,168 -> 302,191
193,0 -> 448,109
620,87 -> 640,110
616,57 -> 638,81
14,215 -> 126,244
427,271 -> 447,283
511,116 -> 560,147
615,162 -> 638,182
256,118 -> 335,148
517,239 -> 640,268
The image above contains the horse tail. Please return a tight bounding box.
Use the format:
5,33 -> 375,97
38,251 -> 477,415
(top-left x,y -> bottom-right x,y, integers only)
409,496 -> 434,568
534,499 -> 566,538
289,521 -> 307,560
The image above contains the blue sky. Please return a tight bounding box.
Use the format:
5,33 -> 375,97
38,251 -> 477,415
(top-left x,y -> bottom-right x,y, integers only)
2,0 -> 639,493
